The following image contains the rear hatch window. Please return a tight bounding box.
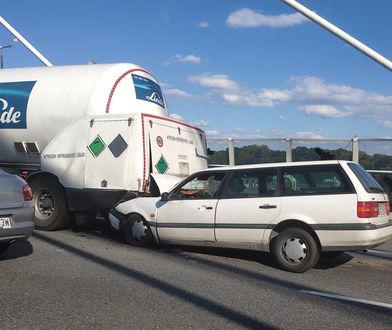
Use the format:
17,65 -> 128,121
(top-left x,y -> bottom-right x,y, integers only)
347,163 -> 384,193
0,172 -> 24,209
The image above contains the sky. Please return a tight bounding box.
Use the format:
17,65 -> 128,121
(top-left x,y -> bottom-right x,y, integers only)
2,0 -> 392,140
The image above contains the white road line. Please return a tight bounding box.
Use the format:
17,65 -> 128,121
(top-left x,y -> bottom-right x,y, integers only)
300,290 -> 392,310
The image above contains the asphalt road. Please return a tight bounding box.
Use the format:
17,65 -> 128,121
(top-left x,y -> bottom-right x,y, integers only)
1,221 -> 391,329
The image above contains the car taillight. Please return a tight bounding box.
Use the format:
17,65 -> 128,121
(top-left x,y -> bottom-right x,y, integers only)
23,184 -> 33,201
357,201 -> 390,218
357,202 -> 379,218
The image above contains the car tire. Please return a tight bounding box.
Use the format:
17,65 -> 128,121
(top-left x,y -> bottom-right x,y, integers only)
30,176 -> 70,231
122,214 -> 153,247
0,242 -> 10,253
272,227 -> 320,273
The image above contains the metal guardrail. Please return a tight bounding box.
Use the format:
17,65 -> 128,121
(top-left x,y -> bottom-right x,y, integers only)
206,137 -> 392,167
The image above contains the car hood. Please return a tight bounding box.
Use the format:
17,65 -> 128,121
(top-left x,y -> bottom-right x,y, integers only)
150,173 -> 183,194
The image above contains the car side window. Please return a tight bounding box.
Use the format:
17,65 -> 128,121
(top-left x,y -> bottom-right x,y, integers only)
171,172 -> 225,200
282,166 -> 350,195
222,169 -> 278,199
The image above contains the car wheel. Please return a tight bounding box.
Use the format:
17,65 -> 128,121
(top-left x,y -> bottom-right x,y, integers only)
272,227 -> 320,273
122,214 -> 153,247
0,242 -> 10,253
30,176 -> 70,231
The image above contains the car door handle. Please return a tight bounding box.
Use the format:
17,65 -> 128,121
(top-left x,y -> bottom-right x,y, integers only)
198,205 -> 214,210
259,204 -> 277,209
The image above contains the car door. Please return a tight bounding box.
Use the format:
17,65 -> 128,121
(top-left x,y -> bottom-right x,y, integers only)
215,168 -> 281,246
156,171 -> 226,243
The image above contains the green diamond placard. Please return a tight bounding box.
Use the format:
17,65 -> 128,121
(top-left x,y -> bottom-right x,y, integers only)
88,135 -> 106,158
155,155 -> 169,174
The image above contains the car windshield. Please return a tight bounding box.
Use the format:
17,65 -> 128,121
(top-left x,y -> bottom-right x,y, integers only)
348,163 -> 384,193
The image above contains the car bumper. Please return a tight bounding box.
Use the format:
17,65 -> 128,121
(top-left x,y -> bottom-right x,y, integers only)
316,220 -> 392,251
0,204 -> 35,243
108,209 -> 124,231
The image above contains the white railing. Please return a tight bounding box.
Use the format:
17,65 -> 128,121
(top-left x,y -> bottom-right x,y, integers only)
206,137 -> 392,168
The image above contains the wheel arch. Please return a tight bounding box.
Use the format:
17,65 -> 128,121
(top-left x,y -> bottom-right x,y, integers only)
27,171 -> 62,186
121,212 -> 159,245
269,219 -> 321,252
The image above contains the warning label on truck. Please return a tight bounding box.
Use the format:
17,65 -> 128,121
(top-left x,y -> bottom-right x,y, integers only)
88,135 -> 106,158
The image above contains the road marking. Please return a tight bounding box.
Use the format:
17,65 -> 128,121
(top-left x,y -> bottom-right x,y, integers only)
300,290 -> 392,310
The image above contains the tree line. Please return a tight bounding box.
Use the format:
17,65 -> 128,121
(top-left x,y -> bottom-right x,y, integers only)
208,144 -> 392,170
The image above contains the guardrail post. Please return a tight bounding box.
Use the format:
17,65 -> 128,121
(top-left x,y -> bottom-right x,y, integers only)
285,138 -> 292,162
352,137 -> 360,163
228,138 -> 235,166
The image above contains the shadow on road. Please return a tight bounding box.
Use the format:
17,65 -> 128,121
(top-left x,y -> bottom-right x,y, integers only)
33,231 -> 277,329
161,245 -> 353,271
33,230 -> 392,323
0,240 -> 33,261
72,219 -> 353,271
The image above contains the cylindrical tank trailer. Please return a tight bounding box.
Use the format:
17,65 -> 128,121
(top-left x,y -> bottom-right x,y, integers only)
0,63 -> 167,165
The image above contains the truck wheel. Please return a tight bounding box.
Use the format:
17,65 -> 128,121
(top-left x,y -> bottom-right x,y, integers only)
272,227 -> 320,273
0,242 -> 10,253
30,176 -> 70,231
122,214 -> 153,247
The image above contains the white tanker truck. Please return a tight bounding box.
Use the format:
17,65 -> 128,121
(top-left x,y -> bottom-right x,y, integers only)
0,63 -> 208,230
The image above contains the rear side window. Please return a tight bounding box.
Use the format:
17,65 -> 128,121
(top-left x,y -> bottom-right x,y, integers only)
347,163 -> 384,193
221,169 -> 278,198
282,165 -> 352,196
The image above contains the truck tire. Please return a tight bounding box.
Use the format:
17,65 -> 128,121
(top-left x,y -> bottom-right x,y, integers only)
122,214 -> 153,247
271,227 -> 320,273
30,176 -> 70,231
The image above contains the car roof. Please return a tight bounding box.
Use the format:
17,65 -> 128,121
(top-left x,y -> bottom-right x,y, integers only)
204,160 -> 351,172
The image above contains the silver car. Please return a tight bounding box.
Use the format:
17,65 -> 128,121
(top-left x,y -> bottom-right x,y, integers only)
0,170 -> 35,254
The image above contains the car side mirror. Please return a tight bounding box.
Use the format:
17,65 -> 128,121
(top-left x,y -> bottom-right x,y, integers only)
161,192 -> 170,201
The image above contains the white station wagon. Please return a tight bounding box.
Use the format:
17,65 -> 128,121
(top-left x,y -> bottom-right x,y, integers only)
110,160 -> 392,272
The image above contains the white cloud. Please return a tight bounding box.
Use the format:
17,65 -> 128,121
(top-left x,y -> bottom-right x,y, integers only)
206,130 -> 221,137
169,113 -> 184,121
293,131 -> 324,139
198,21 -> 209,28
175,54 -> 202,64
227,8 -> 307,28
230,127 -> 247,133
221,88 -> 291,107
164,88 -> 192,99
192,120 -> 209,127
188,73 -> 392,125
189,73 -> 240,90
166,54 -> 202,65
382,120 -> 392,129
299,104 -> 348,118
161,83 -> 193,99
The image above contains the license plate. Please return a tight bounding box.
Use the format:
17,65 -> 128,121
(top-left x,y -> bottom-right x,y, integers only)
0,217 -> 11,229
378,203 -> 387,215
